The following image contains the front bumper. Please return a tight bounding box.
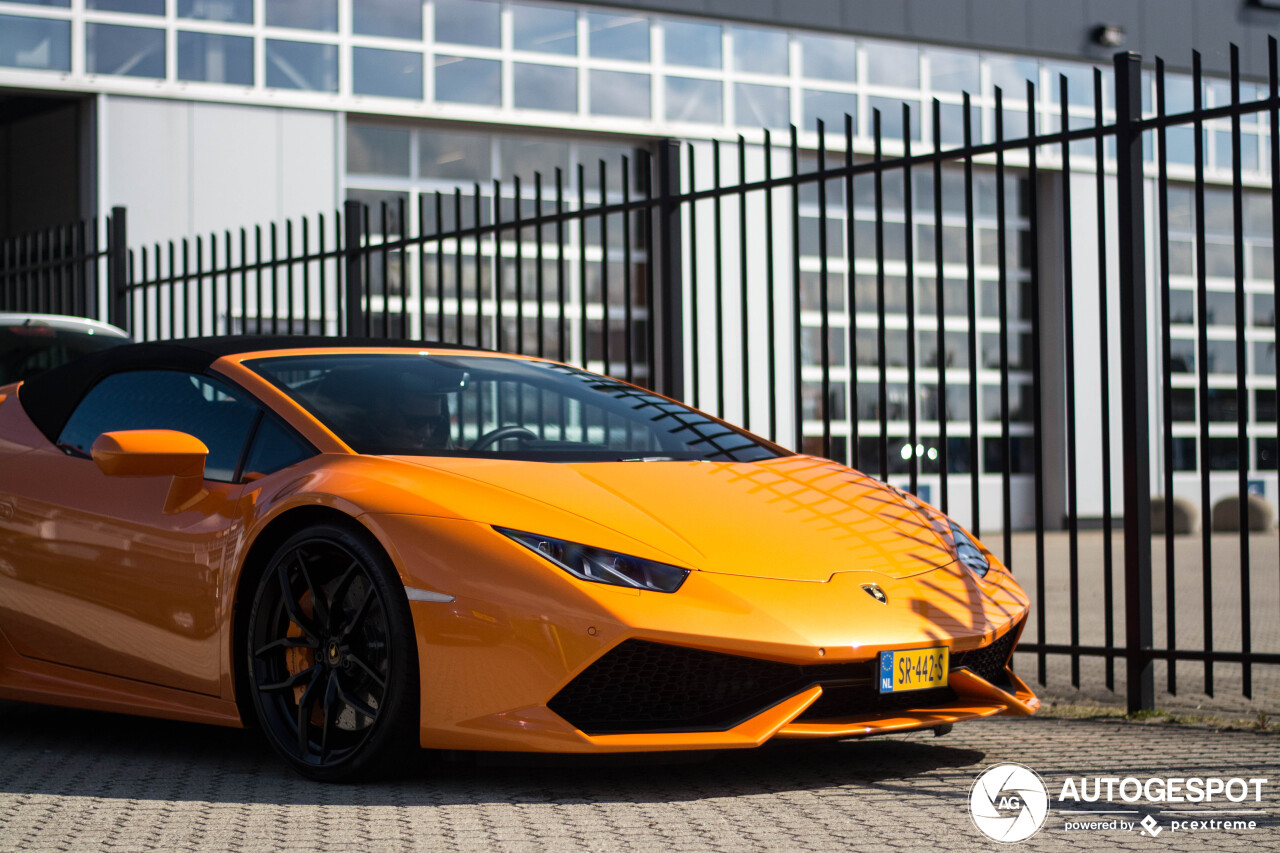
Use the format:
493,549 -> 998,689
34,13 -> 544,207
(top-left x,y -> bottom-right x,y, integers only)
370,514 -> 1038,753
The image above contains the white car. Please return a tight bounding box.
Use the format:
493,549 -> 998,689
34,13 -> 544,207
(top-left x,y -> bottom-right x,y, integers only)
0,313 -> 131,385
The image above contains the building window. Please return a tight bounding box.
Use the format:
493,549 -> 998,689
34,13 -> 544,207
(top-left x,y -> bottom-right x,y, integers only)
0,15 -> 71,72
265,0 -> 337,32
348,124 -> 412,177
803,90 -> 857,134
178,0 -> 253,24
798,33 -> 855,83
513,62 -> 577,112
178,32 -> 253,85
588,13 -> 648,62
87,0 -> 164,15
353,0 -> 421,40
433,0 -> 500,48
666,76 -> 721,124
735,83 -> 789,129
265,39 -> 338,92
731,26 -> 787,77
663,20 -> 720,69
927,48 -> 979,94
87,23 -> 165,78
590,70 -> 649,119
434,55 -> 500,106
512,3 -> 577,56
353,47 -> 422,100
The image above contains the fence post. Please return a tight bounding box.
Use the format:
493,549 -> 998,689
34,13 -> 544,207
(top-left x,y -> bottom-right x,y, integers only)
106,206 -> 128,332
656,140 -> 685,401
1114,51 -> 1155,713
343,200 -> 365,337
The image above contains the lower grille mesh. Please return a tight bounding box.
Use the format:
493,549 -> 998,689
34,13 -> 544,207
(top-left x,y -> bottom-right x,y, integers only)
550,624 -> 1021,735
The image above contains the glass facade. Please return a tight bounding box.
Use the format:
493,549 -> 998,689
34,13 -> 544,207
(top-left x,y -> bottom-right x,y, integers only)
345,119 -> 644,373
0,0 -> 1274,509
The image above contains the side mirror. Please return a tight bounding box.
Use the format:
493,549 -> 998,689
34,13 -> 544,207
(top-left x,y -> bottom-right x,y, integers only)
91,429 -> 209,513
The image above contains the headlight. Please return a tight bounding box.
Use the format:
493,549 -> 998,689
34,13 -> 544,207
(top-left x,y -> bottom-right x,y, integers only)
497,528 -> 690,593
950,522 -> 990,579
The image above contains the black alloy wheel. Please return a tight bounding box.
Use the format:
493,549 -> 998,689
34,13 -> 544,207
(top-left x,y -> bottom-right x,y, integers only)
245,522 -> 418,781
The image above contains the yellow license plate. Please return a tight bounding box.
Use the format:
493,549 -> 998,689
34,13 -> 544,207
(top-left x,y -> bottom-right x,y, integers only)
878,647 -> 949,693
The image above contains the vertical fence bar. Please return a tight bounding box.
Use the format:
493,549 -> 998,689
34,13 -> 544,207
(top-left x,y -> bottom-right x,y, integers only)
1116,50 -> 1155,713
270,223 -> 280,335
400,196 -> 409,340
418,196 -> 429,339
435,192 -> 445,341
599,163 -> 611,374
167,241 -> 176,339
1093,67 -> 1117,693
1229,46 -> 1253,699
473,184 -> 483,347
621,161 -> 634,382
578,164 -> 589,370
687,147 -> 700,408
1026,80 -> 1047,686
285,221 -> 294,334
738,135 -> 751,428
1270,37 -> 1280,647
903,104 -> 919,495
791,126 -> 803,450
1059,74 -> 1082,688
378,204 -> 389,338
660,140 -> 691,402
764,131 -> 777,439
995,89 -> 1012,566
844,114 -> 860,469
874,112 -> 888,480
713,142 -> 725,417
818,123 -> 833,460
238,228 -> 248,335
300,218 -> 310,334
933,100 -> 949,513
493,180 -> 505,351
343,200 -> 364,337
1156,59 -> 1178,695
963,93 -> 981,536
536,174 -> 547,357
454,190 -> 464,345
557,167 -> 569,365
1193,51 -> 1215,697
108,207 -> 129,333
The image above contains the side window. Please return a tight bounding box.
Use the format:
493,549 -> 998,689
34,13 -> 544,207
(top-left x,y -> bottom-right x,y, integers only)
242,415 -> 314,479
57,370 -> 259,482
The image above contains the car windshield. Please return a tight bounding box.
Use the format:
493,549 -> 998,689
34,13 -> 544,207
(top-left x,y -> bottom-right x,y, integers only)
246,353 -> 788,463
0,324 -> 129,385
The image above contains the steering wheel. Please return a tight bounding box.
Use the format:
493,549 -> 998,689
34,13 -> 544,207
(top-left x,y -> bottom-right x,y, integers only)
470,425 -> 538,451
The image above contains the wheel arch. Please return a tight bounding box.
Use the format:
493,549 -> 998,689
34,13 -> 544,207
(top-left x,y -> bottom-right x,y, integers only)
228,504 -> 388,723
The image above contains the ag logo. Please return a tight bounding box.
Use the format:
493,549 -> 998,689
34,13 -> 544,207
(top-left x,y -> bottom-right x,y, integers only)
969,763 -> 1050,843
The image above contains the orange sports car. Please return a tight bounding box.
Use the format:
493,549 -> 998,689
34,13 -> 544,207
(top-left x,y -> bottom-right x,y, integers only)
0,338 -> 1037,781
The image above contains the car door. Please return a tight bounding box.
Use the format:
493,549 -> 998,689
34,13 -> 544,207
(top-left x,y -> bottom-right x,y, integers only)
0,369 -> 260,696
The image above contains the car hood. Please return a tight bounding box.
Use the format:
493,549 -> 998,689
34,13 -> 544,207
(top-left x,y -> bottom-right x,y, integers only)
384,454 -> 958,581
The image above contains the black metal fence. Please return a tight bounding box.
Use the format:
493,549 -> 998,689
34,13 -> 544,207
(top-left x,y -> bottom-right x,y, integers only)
3,45 -> 1280,713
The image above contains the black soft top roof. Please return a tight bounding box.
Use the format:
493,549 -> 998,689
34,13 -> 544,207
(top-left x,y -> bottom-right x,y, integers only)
18,335 -> 485,444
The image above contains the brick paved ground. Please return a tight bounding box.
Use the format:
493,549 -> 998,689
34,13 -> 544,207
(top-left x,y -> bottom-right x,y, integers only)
0,700 -> 1276,853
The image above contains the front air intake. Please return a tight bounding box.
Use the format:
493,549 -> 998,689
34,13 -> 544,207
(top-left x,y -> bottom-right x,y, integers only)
550,625 -> 1021,735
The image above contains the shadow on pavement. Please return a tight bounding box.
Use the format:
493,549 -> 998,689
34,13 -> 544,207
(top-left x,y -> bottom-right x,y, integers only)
0,700 -> 986,807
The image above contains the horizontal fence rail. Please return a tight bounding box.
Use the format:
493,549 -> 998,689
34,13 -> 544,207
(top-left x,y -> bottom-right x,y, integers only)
3,43 -> 1280,713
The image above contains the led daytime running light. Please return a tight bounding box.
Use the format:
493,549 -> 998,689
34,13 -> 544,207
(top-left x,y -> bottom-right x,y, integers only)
498,528 -> 690,593
950,522 -> 991,579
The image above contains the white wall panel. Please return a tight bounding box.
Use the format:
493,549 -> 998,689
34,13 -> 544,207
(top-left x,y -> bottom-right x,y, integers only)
100,96 -> 337,249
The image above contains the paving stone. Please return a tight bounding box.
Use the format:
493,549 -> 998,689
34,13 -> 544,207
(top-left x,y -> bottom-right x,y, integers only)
0,702 -> 1276,852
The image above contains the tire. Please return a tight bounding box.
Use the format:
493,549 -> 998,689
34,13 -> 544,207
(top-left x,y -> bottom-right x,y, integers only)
244,521 -> 419,782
